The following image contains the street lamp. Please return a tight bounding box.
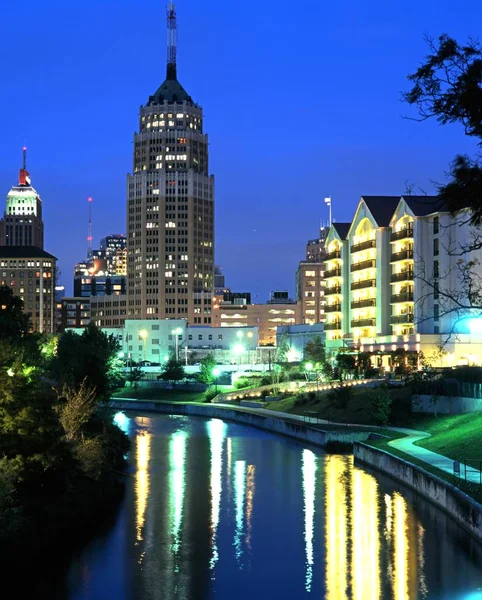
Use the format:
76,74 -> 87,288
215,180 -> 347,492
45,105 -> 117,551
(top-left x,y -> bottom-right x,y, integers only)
139,329 -> 148,362
172,327 -> 183,362
233,344 -> 245,369
212,367 -> 221,392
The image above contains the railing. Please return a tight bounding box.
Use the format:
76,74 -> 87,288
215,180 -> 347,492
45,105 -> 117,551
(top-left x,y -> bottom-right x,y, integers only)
351,318 -> 376,327
391,313 -> 414,324
390,270 -> 413,283
391,249 -> 414,262
351,298 -> 376,309
351,259 -> 376,273
325,249 -> 341,261
324,321 -> 342,331
351,279 -> 376,291
325,303 -> 342,313
324,267 -> 342,279
351,239 -> 376,253
391,292 -> 414,303
325,285 -> 342,296
391,226 -> 413,242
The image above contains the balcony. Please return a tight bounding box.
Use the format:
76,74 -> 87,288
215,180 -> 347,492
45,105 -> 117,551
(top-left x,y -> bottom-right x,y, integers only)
324,267 -> 342,279
351,318 -> 376,328
391,292 -> 414,303
325,249 -> 341,261
390,270 -> 413,283
350,259 -> 376,273
391,313 -> 414,324
325,303 -> 341,313
351,298 -> 376,309
391,226 -> 413,242
324,321 -> 342,331
351,239 -> 375,253
391,249 -> 414,262
351,279 -> 376,291
325,285 -> 342,296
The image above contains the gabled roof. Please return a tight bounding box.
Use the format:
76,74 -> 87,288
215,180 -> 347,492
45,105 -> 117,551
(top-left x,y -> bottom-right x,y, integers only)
0,246 -> 57,259
332,222 -> 350,240
401,195 -> 445,216
147,77 -> 195,106
360,196 -> 401,227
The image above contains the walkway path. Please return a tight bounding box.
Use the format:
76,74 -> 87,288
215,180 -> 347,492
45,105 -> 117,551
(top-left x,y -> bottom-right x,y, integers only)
112,396 -> 482,484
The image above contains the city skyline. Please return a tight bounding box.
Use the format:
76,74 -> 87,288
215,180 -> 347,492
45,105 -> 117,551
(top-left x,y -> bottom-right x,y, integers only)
0,0 -> 480,299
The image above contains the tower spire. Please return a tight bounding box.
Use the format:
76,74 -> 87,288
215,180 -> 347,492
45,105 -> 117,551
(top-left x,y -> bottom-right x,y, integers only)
87,197 -> 93,255
19,146 -> 30,185
23,146 -> 27,170
166,3 -> 177,80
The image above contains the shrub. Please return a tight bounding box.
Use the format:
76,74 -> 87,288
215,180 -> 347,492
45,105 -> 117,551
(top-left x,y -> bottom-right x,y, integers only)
203,388 -> 219,403
370,387 -> 393,427
234,377 -> 251,389
329,385 -> 353,410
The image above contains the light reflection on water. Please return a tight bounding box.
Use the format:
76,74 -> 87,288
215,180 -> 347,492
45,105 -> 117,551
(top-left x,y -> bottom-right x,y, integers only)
56,413 -> 482,600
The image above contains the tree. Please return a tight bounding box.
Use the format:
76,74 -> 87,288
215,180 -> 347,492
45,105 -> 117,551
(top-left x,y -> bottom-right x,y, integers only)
0,286 -> 31,342
126,366 -> 143,387
198,353 -> 217,385
158,358 -> 185,382
370,387 -> 393,427
52,324 -> 123,399
336,353 -> 357,380
404,34 -> 482,227
304,336 -> 326,364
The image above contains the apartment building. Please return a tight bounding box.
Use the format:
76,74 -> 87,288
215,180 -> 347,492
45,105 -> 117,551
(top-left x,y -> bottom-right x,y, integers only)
324,196 -> 482,366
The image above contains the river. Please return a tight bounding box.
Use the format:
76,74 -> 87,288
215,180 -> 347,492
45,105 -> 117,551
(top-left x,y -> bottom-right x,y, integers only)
39,412 -> 482,599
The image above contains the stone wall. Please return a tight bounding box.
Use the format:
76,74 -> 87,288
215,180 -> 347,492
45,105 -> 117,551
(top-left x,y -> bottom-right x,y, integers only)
412,394 -> 482,414
354,442 -> 482,542
109,399 -> 372,448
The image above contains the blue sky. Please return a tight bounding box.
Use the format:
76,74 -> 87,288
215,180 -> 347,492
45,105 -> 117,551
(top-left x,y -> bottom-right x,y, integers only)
0,0 -> 479,299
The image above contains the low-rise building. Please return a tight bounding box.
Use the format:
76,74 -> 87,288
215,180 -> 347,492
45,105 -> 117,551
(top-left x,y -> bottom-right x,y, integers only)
276,323 -> 325,362
60,296 -> 91,330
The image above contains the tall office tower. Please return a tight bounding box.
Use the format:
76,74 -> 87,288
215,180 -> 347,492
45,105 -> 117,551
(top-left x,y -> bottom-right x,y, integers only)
126,3 -> 214,324
100,234 -> 127,275
0,148 -> 44,248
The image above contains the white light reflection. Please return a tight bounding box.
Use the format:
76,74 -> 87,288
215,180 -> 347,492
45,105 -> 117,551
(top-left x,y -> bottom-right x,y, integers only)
135,431 -> 151,544
302,449 -> 317,593
234,460 -> 246,566
208,419 -> 226,570
169,430 -> 187,559
113,411 -> 130,434
245,465 -> 255,552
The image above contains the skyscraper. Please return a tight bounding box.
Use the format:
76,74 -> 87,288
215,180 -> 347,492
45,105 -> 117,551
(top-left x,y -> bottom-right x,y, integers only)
126,3 -> 214,324
0,148 -> 44,248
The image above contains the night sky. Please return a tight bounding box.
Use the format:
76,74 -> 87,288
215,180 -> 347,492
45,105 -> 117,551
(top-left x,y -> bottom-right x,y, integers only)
0,0 -> 479,300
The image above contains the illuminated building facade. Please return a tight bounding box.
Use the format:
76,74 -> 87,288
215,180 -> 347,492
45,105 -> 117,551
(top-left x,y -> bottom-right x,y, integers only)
126,4 -> 214,324
296,227 -> 328,324
0,246 -> 56,333
324,196 -> 482,366
0,149 -> 44,249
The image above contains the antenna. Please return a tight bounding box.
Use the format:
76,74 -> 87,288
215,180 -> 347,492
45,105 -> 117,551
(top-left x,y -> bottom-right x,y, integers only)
166,3 -> 177,80
22,147 -> 27,170
87,197 -> 93,255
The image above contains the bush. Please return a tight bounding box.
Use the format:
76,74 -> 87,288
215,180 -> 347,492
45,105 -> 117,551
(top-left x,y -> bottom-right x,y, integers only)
203,388 -> 219,403
370,386 -> 393,427
329,385 -> 353,409
234,377 -> 251,389
364,367 -> 380,379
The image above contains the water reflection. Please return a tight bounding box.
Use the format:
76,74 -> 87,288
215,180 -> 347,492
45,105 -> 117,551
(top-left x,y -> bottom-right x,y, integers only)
302,449 -> 317,593
234,460 -> 246,566
245,464 -> 255,552
135,428 -> 151,544
208,419 -> 226,569
169,430 -> 187,558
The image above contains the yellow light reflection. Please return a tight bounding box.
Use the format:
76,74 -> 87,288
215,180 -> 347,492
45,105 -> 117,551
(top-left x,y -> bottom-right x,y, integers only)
234,460 -> 246,565
169,431 -> 187,556
352,469 -> 380,600
208,419 -> 226,569
394,493 -> 409,600
245,465 -> 255,551
325,456 -> 348,600
135,431 -> 151,543
302,449 -> 317,593
417,523 -> 428,598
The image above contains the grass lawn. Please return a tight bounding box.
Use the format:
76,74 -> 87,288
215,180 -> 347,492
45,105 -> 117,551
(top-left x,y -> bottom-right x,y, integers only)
112,387 -> 205,402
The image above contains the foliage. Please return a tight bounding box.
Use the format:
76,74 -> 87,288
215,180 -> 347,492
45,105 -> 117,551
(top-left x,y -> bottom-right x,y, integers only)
57,379 -> 97,442
328,385 -> 353,410
158,358 -> 185,382
370,387 -> 393,427
198,353 -> 217,385
0,286 -> 31,342
234,377 -> 251,390
336,354 -> 357,379
304,336 -> 326,364
52,324 -> 124,400
126,366 -> 143,386
203,388 -> 219,403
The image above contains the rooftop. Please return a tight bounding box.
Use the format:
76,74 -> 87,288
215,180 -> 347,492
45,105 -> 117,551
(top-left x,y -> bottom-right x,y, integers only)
361,196 -> 401,227
332,222 -> 351,239
0,246 -> 57,259
402,195 -> 445,216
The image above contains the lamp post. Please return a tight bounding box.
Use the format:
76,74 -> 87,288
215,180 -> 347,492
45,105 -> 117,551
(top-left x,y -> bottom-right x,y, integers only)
172,327 -> 183,362
212,367 -> 221,393
139,329 -> 148,362
233,344 -> 245,370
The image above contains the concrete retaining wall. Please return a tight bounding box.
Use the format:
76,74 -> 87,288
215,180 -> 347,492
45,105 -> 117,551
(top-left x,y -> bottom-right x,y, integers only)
354,442 -> 482,543
109,399 -> 372,448
412,394 -> 482,414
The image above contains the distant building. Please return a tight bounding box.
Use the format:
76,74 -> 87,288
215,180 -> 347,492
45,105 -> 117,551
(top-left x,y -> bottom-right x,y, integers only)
277,323 -> 325,362
90,294 -> 128,329
0,149 -> 44,249
60,297 -> 91,330
55,284 -> 65,332
0,246 -> 56,333
296,226 -> 329,324
100,235 -> 127,275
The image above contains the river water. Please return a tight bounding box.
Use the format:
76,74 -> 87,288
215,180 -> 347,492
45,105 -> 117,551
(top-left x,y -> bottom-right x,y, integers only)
41,413 -> 482,599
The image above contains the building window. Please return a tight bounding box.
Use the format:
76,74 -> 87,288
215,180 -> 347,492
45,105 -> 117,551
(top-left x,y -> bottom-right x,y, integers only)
433,260 -> 439,279
208,335 -> 212,340
433,238 -> 439,256
434,304 -> 439,322
433,216 -> 439,235
433,281 -> 439,300
198,334 -> 202,340
188,334 -> 192,340
218,334 -> 223,340
434,325 -> 439,334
